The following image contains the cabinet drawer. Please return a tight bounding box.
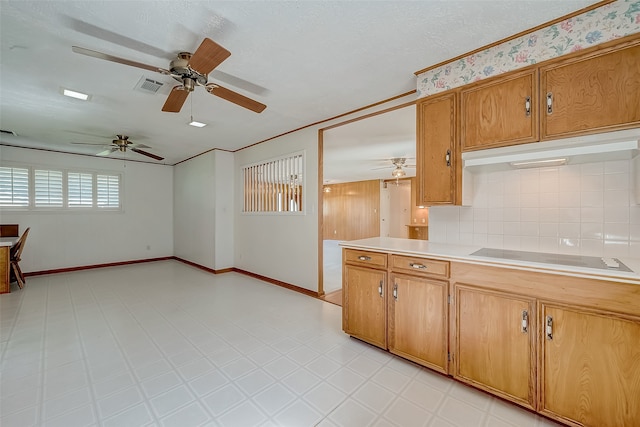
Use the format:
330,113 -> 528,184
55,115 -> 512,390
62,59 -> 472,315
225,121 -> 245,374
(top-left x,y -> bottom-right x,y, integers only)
344,249 -> 387,268
391,255 -> 449,278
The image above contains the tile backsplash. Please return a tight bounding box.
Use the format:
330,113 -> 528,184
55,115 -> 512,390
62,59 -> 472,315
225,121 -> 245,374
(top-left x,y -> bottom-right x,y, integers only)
428,159 -> 640,258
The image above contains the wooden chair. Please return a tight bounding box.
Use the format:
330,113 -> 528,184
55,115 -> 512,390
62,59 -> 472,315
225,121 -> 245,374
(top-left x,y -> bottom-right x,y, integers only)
10,227 -> 30,289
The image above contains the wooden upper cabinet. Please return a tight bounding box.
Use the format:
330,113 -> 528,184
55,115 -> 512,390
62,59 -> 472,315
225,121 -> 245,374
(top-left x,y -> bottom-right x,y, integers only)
461,69 -> 538,150
416,90 -> 460,206
540,37 -> 640,140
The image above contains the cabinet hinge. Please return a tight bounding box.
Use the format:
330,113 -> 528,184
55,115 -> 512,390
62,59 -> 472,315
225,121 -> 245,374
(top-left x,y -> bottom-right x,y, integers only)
448,352 -> 451,362
448,295 -> 452,304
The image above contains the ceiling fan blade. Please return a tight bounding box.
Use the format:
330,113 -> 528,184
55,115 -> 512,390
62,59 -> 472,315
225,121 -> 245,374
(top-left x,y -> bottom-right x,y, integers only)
97,148 -> 118,156
71,142 -> 110,146
64,16 -> 173,59
209,70 -> 269,96
131,143 -> 151,149
206,84 -> 266,113
188,38 -> 231,76
132,148 -> 164,161
162,86 -> 190,112
72,46 -> 170,75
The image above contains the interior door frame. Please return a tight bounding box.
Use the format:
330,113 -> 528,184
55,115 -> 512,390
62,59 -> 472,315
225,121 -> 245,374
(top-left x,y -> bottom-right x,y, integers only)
317,100 -> 417,295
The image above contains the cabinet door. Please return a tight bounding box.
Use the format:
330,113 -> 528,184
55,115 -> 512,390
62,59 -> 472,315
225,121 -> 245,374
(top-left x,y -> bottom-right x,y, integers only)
541,40 -> 640,140
388,274 -> 448,373
454,285 -> 535,408
416,91 -> 459,206
540,304 -> 640,427
461,69 -> 538,150
343,265 -> 387,349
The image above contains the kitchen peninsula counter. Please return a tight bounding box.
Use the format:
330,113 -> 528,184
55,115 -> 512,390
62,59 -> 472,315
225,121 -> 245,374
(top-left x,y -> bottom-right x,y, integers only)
340,237 -> 640,284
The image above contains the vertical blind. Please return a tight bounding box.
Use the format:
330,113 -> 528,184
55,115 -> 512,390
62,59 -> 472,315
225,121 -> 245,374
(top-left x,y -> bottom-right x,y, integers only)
243,152 -> 304,213
0,167 -> 29,206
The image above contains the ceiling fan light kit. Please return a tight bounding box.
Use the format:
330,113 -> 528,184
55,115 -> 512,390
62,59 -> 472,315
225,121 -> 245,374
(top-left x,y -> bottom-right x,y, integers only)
391,166 -> 406,178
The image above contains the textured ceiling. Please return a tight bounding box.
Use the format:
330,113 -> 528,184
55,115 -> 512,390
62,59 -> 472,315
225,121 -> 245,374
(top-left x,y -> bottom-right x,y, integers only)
0,1 -> 598,165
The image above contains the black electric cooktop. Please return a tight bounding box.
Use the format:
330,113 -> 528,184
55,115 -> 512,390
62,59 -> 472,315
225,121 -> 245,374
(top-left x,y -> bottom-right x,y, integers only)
471,248 -> 633,272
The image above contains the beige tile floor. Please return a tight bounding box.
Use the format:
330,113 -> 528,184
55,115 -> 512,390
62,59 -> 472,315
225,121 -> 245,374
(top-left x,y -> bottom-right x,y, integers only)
0,260 -> 561,426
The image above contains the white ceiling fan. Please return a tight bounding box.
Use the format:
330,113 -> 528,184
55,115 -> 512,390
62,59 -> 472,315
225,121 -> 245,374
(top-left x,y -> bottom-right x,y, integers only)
71,135 -> 164,161
372,157 -> 416,178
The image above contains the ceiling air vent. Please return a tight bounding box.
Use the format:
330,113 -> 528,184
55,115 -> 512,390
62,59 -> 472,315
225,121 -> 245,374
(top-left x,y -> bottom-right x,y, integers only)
134,76 -> 164,94
0,129 -> 18,136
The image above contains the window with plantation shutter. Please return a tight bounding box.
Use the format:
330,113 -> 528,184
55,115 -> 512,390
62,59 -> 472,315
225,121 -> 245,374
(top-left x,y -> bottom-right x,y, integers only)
0,166 -> 29,207
35,169 -> 63,207
68,172 -> 93,207
1,164 -> 122,211
97,174 -> 120,208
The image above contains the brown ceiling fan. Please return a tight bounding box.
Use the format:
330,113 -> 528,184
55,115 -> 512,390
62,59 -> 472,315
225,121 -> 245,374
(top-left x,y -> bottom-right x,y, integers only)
72,135 -> 163,161
72,38 -> 266,114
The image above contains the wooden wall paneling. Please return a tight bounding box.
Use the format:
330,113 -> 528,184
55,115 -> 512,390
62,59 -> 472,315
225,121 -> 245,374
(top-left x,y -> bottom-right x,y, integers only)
323,180 -> 380,241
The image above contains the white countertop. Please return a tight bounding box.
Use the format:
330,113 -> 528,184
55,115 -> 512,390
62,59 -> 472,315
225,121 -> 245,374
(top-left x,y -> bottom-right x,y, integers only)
0,237 -> 18,247
340,237 -> 640,284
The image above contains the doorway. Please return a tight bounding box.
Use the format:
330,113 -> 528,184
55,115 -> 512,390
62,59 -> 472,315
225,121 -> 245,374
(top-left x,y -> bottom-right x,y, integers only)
319,103 -> 416,301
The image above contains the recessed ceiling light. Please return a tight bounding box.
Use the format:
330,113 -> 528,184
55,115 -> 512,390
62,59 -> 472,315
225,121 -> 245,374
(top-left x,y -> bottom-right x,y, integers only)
188,120 -> 207,128
61,88 -> 90,101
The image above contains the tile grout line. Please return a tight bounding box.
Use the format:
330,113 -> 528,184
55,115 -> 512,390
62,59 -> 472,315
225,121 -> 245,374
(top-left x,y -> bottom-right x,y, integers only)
85,275 -> 163,426
69,276 -> 109,427
36,276 -> 50,426
113,275 -> 248,424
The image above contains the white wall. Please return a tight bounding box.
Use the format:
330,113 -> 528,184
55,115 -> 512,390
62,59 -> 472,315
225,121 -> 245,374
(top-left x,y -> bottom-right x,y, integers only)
234,94 -> 416,292
173,150 -> 235,270
173,151 -> 216,268
428,158 -> 640,258
214,151 -> 235,270
234,130 -> 319,291
0,145 -> 173,273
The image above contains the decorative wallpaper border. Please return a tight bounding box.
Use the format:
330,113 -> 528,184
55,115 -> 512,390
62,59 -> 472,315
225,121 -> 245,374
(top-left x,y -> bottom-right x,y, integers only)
417,0 -> 640,98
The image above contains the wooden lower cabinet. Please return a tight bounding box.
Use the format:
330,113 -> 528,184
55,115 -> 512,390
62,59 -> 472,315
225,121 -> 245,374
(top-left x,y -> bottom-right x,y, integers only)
388,273 -> 448,373
343,250 -> 640,426
540,303 -> 640,427
342,264 -> 387,349
454,285 -> 536,409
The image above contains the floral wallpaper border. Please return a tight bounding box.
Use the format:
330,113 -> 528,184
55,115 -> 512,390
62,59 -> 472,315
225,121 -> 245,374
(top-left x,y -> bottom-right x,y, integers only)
417,0 -> 640,98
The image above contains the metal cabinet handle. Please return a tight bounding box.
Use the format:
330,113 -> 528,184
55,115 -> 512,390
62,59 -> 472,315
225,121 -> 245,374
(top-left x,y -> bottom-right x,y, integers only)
525,96 -> 531,117
409,263 -> 427,270
393,284 -> 398,301
546,92 -> 553,114
521,310 -> 529,333
445,149 -> 451,167
546,316 -> 553,340
378,280 -> 383,297
358,256 -> 371,261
